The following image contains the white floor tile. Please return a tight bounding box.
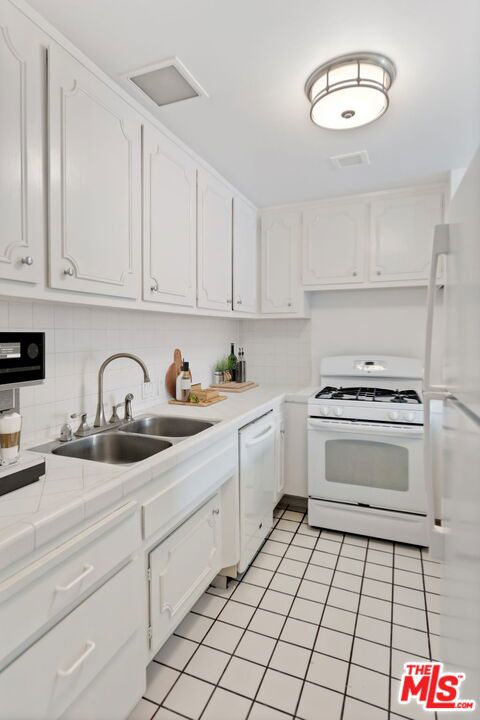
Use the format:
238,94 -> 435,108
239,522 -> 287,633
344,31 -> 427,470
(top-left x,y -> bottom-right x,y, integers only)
283,510 -> 304,522
231,582 -> 265,607
395,543 -> 421,559
234,630 -> 276,665
219,656 -> 265,698
304,564 -> 333,585
424,575 -> 441,594
336,557 -> 364,576
394,585 -> 425,609
192,593 -> 226,619
184,645 -> 230,684
154,636 -> 198,671
351,637 -> 390,675
297,579 -> 329,604
393,603 -> 428,631
320,529 -> 343,542
127,698 -> 158,720
391,648 -> 429,680
394,568 -> 423,590
202,688 -> 251,720
270,528 -> 294,544
426,591 -> 441,613
392,624 -> 430,656
315,626 -> 353,661
259,589 -> 294,615
248,608 -> 286,638
347,664 -> 389,709
369,539 -> 393,553
364,562 -> 393,583
332,570 -> 362,593
290,597 -> 324,624
355,615 -> 391,646
367,548 -> 393,567
310,550 -> 337,569
203,620 -> 244,653
395,555 -> 422,574
145,664 -> 180,704
269,640 -> 310,678
292,534 -> 317,549
175,612 -> 213,642
362,578 -> 392,601
262,539 -> 288,557
285,545 -> 312,563
328,587 -> 360,613
163,674 -> 213,719
359,595 -> 392,622
217,600 -> 256,628
277,557 -> 307,578
269,572 -> 301,596
280,617 -> 317,648
297,681 -> 343,720
297,524 -> 320,538
153,708 -> 185,720
343,697 -> 388,720
276,519 -> 300,533
253,552 -> 281,571
307,651 -> 348,692
249,701 -> 293,719
321,606 -> 356,635
257,668 -> 303,715
243,566 -> 274,588
316,538 -> 341,555
341,544 -> 367,561
344,534 -> 368,548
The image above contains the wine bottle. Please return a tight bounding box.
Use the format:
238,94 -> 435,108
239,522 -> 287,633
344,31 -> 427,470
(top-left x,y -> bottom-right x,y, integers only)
227,343 -> 237,381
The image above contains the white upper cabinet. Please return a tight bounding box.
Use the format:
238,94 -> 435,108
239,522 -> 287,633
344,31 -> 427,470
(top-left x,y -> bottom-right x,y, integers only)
197,169 -> 233,311
48,44 -> 142,299
302,202 -> 368,286
143,123 -> 196,307
261,211 -> 301,313
369,189 -> 444,283
0,3 -> 44,284
233,196 -> 258,313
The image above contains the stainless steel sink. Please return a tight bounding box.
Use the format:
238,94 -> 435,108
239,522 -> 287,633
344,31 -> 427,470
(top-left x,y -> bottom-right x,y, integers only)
52,432 -> 172,464
120,415 -> 214,438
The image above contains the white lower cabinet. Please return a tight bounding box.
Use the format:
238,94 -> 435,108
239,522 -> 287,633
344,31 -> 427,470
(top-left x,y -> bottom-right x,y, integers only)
149,494 -> 222,652
0,557 -> 144,720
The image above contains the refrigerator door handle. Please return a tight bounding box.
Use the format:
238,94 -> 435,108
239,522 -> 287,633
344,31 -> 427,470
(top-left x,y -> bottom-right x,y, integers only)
424,223 -> 450,396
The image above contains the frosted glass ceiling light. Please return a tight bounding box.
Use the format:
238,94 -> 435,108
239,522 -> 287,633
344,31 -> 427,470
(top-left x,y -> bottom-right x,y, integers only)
305,52 -> 396,130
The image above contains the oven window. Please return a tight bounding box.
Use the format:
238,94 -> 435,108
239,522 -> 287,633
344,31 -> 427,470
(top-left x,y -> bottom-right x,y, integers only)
325,440 -> 409,491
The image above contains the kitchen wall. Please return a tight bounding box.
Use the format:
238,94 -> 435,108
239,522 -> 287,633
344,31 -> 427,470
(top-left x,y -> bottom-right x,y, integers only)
240,287 -> 445,386
0,300 -> 239,446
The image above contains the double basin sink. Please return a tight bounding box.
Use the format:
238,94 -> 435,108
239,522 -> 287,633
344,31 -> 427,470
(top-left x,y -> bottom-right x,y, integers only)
50,416 -> 214,465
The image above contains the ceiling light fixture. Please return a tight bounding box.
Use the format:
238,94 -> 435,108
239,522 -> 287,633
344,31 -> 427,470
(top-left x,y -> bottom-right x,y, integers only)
305,52 -> 396,130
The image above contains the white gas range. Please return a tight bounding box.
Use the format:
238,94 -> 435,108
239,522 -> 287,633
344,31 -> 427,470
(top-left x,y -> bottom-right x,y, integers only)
308,355 -> 431,546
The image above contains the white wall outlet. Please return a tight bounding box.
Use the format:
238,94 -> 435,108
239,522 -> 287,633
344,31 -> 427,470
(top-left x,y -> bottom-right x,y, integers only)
142,380 -> 154,399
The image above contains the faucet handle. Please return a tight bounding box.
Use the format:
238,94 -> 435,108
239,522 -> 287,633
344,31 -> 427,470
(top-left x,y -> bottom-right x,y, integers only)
71,412 -> 90,437
124,393 -> 134,421
59,422 -> 73,443
109,402 -> 124,424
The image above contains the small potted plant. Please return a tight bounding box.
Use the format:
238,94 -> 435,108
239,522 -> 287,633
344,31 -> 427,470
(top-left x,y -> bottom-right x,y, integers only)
213,358 -> 229,385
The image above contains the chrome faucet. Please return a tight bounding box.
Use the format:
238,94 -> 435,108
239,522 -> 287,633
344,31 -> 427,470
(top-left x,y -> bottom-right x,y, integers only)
94,353 -> 150,427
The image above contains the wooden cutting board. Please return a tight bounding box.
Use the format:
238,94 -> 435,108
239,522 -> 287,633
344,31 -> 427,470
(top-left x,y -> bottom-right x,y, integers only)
209,381 -> 259,393
165,348 -> 182,398
168,395 -> 227,408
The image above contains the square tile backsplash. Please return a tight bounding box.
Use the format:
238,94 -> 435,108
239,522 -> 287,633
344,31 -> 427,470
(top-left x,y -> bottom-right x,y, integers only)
0,300 -> 239,446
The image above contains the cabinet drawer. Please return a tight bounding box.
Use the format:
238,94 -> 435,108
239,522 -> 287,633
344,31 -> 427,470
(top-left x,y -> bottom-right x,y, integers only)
0,557 -> 143,720
149,494 -> 222,653
0,502 -> 140,667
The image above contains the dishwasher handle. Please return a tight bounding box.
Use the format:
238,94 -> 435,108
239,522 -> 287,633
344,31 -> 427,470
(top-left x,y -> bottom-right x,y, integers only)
244,424 -> 275,447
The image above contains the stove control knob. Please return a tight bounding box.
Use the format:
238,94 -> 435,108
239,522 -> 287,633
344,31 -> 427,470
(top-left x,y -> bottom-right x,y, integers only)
404,411 -> 415,422
334,408 -> 343,417
320,406 -> 330,416
388,411 -> 399,421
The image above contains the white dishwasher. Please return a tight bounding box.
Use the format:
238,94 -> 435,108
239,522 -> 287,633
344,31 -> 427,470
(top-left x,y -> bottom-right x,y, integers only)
239,411 -> 276,573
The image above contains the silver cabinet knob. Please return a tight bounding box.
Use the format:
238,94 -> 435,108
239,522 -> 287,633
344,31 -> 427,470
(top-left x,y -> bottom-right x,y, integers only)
376,270 -> 382,276
287,302 -> 292,307
352,271 -> 357,277
227,299 -> 232,304
150,284 -> 159,293
21,256 -> 34,266
237,299 -> 242,305
212,508 -> 220,515
64,267 -> 74,276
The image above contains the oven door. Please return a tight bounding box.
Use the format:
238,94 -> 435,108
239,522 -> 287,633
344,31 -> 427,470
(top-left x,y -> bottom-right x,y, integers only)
308,417 -> 426,513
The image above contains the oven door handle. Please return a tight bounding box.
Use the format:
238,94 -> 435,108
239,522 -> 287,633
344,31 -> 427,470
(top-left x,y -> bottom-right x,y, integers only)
308,418 -> 424,438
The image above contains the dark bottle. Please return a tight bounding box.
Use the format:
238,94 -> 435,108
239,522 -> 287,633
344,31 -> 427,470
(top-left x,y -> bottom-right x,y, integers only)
228,343 -> 237,381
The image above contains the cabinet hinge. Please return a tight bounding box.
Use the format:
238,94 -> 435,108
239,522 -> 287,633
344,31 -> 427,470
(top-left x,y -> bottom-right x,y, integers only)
147,625 -> 152,642
147,568 -> 152,582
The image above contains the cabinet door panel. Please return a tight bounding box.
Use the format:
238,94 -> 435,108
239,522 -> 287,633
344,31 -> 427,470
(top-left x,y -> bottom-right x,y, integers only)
48,44 -> 141,298
197,170 -> 232,311
261,212 -> 300,313
370,191 -> 444,282
143,124 -> 196,306
302,203 -> 367,285
149,495 -> 222,652
0,4 -> 43,284
233,196 -> 257,313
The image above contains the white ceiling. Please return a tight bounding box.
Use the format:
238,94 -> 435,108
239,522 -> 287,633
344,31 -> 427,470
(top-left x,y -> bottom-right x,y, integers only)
29,0 -> 480,206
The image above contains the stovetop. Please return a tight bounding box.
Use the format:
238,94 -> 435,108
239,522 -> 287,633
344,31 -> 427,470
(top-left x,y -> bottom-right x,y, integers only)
314,386 -> 422,405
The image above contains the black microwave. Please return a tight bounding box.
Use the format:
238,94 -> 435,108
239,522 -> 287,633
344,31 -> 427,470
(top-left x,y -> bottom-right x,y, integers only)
0,332 -> 45,388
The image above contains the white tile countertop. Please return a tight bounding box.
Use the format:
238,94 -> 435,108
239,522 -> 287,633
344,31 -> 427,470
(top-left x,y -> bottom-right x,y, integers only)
0,384 -> 310,575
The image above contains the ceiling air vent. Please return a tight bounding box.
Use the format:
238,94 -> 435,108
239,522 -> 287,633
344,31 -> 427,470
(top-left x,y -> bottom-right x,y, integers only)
330,150 -> 370,169
125,57 -> 208,107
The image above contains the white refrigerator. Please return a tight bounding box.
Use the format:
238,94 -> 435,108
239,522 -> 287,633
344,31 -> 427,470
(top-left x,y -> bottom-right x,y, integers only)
424,146 -> 480,706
